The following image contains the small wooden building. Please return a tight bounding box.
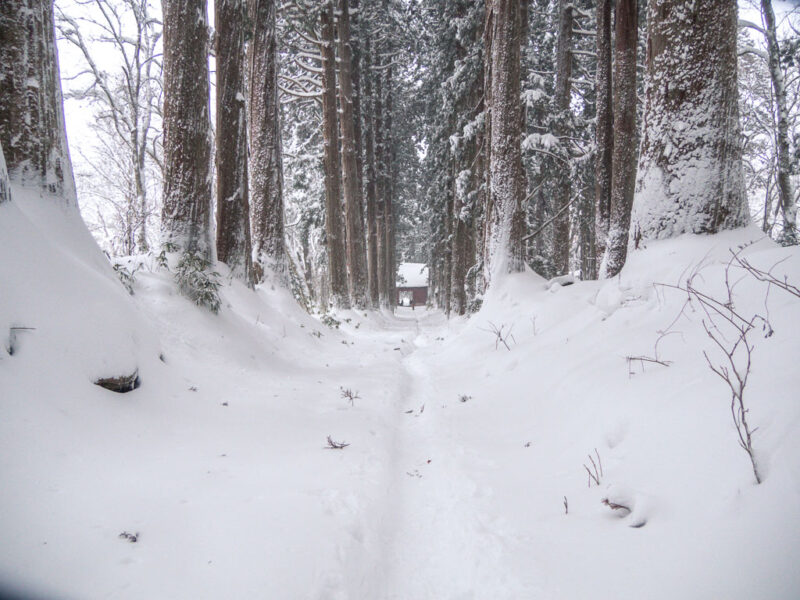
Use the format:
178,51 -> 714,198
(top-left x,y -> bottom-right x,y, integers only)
396,263 -> 428,307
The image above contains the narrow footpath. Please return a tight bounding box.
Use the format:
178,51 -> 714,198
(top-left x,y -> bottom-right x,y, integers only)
327,308 -> 537,599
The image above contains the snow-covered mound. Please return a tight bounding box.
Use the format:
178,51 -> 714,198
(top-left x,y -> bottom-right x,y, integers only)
1,184 -> 799,599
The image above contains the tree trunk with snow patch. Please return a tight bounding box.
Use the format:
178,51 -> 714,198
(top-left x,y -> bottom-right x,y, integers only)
483,0 -> 526,281
320,2 -> 349,307
216,0 -> 254,285
601,0 -> 638,278
592,0 -> 613,280
161,0 -> 214,260
761,0 -> 797,245
337,0 -> 369,308
0,0 -> 77,205
248,0 -> 286,283
551,0 -> 573,276
632,0 -> 748,241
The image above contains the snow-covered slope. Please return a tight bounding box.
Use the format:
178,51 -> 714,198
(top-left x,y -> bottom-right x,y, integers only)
1,181 -> 799,599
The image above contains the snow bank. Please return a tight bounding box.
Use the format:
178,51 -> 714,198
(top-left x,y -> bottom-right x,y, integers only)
1,178 -> 798,599
431,226 -> 800,598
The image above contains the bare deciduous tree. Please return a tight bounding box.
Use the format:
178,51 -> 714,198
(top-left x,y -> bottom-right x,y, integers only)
56,0 -> 162,252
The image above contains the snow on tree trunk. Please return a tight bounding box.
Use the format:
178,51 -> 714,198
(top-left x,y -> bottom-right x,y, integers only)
383,64 -> 397,309
0,140 -> 12,204
248,0 -> 286,283
374,63 -> 388,308
592,0 -> 613,280
0,0 -> 77,205
337,0 -> 369,308
161,0 -> 214,260
320,3 -> 349,308
761,0 -> 797,245
550,0 -> 573,276
601,0 -> 638,278
350,0 -> 366,236
363,35 -> 379,307
632,0 -> 748,242
483,0 -> 526,281
216,0 -> 254,285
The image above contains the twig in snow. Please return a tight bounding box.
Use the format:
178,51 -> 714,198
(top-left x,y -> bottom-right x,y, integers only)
601,498 -> 631,513
326,435 -> 350,449
480,321 -> 516,351
583,450 -> 603,487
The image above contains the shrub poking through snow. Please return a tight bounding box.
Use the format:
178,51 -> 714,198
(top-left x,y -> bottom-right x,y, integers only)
154,241 -> 179,270
654,245 -> 796,485
112,262 -> 138,295
321,314 -> 341,329
175,251 -> 222,314
340,387 -> 361,405
481,321 -> 516,350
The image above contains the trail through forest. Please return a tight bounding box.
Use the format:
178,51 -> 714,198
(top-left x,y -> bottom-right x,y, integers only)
330,309 -> 536,599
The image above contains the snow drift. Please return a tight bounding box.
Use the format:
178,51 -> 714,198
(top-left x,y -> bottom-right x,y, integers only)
1,173 -> 799,599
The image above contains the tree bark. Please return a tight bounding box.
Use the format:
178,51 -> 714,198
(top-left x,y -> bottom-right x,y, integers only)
761,0 -> 797,244
363,35 -> 379,307
337,0 -> 369,308
384,64 -> 396,310
374,64 -> 387,307
551,0 -> 573,276
0,0 -> 77,204
632,0 -> 748,240
216,0 -> 254,285
484,0 -> 526,280
161,0 -> 214,260
320,2 -> 349,307
601,0 -> 638,278
593,0 -> 613,279
248,0 -> 286,282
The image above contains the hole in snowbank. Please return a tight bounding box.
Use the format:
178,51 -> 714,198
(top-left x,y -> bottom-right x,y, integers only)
94,370 -> 140,393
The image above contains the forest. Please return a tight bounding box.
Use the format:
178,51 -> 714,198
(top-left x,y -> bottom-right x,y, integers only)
0,0 -> 799,598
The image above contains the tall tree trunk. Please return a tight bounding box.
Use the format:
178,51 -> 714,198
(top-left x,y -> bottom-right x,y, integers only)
216,0 -> 254,285
320,3 -> 349,307
632,0 -> 748,240
592,0 -> 613,279
761,0 -> 796,244
363,36 -> 379,307
484,0 -> 526,280
601,0 -> 638,278
374,64 -> 388,308
337,0 -> 369,308
248,0 -> 285,283
351,0 -> 365,220
384,64 -> 396,309
551,0 -> 573,276
0,0 -> 76,205
161,0 -> 214,260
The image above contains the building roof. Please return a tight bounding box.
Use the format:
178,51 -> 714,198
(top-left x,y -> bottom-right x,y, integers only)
397,262 -> 428,288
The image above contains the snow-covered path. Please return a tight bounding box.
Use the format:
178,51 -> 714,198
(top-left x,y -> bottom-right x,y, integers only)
330,308 -> 537,599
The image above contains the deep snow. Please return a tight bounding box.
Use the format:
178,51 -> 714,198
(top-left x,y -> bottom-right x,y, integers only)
1,188 -> 799,599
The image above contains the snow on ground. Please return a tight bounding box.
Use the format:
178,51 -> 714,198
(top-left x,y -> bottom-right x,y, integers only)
1,187 -> 799,599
